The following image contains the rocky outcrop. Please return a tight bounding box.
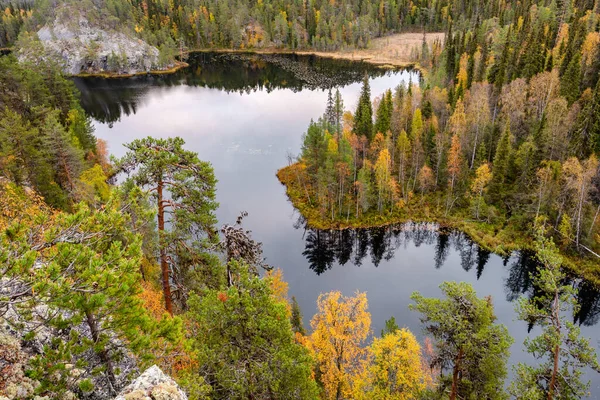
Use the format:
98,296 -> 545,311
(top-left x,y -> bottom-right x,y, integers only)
19,16 -> 160,76
1,295 -> 138,399
114,366 -> 187,400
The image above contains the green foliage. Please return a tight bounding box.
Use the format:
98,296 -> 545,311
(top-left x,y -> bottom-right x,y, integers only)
354,75 -> 373,140
380,316 -> 399,337
186,261 -> 319,399
411,282 -> 513,399
302,120 -> 328,177
2,196 -> 181,397
116,136 -> 220,313
374,89 -> 393,136
0,56 -> 97,209
291,296 -> 306,336
510,226 -> 600,399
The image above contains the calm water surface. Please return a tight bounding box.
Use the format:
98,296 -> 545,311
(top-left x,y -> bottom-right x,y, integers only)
74,53 -> 600,395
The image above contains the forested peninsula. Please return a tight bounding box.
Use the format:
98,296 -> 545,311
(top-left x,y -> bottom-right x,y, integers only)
278,0 -> 600,285
1,0 -> 600,399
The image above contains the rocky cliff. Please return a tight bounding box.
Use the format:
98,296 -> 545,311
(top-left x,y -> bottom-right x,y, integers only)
18,10 -> 161,76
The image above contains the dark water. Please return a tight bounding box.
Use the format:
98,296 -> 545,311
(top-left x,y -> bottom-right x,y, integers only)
74,52 -> 600,395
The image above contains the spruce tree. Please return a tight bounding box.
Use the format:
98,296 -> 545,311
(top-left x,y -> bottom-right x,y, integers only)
374,89 -> 392,135
325,88 -> 336,128
354,74 -> 373,140
489,124 -> 513,200
334,88 -> 344,136
561,51 -> 582,105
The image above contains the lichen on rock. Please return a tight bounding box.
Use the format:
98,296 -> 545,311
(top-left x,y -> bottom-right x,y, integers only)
17,4 -> 162,76
114,365 -> 187,400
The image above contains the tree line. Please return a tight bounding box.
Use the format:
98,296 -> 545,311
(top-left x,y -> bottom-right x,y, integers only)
291,56 -> 600,263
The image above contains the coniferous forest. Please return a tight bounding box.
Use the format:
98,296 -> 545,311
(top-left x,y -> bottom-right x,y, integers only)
1,0 -> 600,399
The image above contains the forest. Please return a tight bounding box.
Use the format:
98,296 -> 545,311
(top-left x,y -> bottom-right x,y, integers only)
1,0 -> 600,398
280,0 -> 600,283
0,54 -> 598,399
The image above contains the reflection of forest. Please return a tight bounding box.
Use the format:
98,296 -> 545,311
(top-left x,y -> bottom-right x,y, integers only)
299,221 -> 600,327
74,52 -> 398,125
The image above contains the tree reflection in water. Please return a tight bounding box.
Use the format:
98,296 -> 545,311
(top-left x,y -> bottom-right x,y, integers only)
299,221 -> 600,327
73,52 -> 397,126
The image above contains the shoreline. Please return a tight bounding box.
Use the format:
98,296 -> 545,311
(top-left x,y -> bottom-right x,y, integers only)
72,60 -> 189,79
187,47 -> 419,72
277,164 -> 600,286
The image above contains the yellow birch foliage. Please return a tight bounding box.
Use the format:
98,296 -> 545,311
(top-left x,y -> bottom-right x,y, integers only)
353,328 -> 428,400
309,291 -> 371,400
266,268 -> 291,315
471,163 -> 492,195
456,53 -> 469,89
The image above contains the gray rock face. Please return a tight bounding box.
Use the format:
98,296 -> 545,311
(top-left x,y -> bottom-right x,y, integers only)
114,365 -> 188,400
20,16 -> 159,75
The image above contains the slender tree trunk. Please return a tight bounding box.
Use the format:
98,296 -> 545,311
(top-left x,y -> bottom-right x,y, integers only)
85,310 -> 117,395
476,189 -> 482,220
450,348 -> 463,400
576,181 -> 586,247
471,125 -> 479,169
157,180 -> 173,315
588,203 -> 600,238
548,291 -> 560,400
535,178 -> 546,223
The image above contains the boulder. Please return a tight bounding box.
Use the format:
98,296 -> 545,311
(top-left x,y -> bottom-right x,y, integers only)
114,366 -> 187,400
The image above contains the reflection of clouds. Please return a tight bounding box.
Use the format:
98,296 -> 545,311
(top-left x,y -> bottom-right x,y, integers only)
225,143 -> 274,155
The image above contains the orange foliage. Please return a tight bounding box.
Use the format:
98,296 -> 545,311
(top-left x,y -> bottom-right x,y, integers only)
138,281 -> 166,320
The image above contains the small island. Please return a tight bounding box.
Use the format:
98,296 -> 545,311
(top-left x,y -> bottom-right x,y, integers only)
278,72 -> 600,284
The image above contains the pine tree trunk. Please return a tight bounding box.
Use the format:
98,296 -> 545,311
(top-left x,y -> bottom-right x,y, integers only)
450,348 -> 463,400
548,290 -> 560,400
85,310 -> 117,395
157,180 -> 173,315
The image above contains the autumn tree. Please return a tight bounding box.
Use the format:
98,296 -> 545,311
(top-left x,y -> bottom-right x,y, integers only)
309,291 -> 371,400
374,148 -> 393,212
510,225 -> 600,399
446,133 -> 463,214
354,328 -> 428,399
410,282 -> 512,400
115,136 -> 218,314
471,163 -> 492,220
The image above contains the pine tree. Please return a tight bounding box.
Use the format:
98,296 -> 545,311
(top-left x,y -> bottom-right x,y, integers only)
411,282 -> 513,400
325,88 -> 336,128
510,226 -> 600,399
25,200 -> 179,397
187,261 -> 318,399
116,137 -> 218,315
290,296 -> 306,336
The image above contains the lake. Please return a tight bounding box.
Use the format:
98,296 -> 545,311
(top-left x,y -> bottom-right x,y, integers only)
74,52 -> 600,395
